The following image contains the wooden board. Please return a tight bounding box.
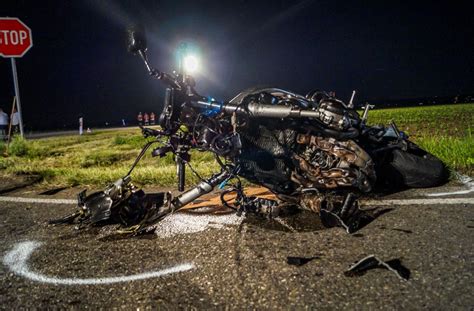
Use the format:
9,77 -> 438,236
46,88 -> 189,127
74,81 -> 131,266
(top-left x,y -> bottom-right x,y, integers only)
181,187 -> 277,210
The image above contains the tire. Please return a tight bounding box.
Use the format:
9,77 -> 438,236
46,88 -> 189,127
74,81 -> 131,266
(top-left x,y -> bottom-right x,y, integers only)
389,143 -> 449,188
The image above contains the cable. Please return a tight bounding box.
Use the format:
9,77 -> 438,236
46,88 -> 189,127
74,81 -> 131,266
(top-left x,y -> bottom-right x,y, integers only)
125,140 -> 160,177
175,152 -> 205,182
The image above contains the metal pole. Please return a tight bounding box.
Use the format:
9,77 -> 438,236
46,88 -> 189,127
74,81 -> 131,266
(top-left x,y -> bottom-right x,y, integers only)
348,90 -> 356,108
10,58 -> 24,137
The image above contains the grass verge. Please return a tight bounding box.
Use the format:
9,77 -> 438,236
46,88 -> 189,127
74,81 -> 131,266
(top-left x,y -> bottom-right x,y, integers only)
366,103 -> 473,175
0,104 -> 472,186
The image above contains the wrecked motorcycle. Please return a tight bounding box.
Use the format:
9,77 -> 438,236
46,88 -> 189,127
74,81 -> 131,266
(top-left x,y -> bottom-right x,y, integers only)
50,27 -> 448,234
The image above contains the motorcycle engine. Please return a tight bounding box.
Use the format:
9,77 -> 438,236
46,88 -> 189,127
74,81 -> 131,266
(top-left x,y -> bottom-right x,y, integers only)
292,134 -> 375,192
236,123 -> 375,196
233,90 -> 375,196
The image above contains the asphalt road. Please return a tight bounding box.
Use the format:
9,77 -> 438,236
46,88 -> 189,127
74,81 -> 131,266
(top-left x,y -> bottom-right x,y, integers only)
0,181 -> 473,309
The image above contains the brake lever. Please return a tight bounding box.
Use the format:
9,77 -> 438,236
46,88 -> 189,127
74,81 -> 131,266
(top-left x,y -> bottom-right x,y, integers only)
139,126 -> 164,138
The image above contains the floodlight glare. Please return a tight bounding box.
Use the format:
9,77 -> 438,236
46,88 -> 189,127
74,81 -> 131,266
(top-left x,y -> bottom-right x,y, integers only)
183,55 -> 199,73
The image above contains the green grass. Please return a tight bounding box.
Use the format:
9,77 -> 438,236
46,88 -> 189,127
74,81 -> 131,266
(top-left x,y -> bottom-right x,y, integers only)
0,140 -> 6,155
0,128 -> 219,187
0,103 -> 472,186
366,103 -> 473,138
365,103 -> 473,175
415,135 -> 473,172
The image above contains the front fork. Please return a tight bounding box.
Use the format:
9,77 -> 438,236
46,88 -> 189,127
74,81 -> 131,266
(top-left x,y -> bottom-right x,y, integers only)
139,169 -> 231,225
173,170 -> 230,209
127,134 -> 231,218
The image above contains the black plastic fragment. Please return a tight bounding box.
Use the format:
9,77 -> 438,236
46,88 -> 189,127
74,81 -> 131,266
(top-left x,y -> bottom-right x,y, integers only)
84,192 -> 114,224
287,256 -> 319,266
320,203 -> 393,234
391,228 -> 413,234
39,186 -> 69,195
344,255 -> 410,280
48,211 -> 81,225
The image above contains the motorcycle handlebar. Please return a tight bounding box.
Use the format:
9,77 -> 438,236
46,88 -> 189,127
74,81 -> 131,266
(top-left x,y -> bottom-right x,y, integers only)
191,100 -> 321,119
149,69 -> 182,89
138,50 -> 183,89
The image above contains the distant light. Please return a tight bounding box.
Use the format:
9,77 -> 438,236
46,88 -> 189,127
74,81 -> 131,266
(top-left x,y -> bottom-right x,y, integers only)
183,55 -> 199,74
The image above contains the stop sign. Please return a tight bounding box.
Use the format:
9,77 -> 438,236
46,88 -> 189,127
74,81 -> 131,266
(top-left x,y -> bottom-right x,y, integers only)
0,17 -> 33,57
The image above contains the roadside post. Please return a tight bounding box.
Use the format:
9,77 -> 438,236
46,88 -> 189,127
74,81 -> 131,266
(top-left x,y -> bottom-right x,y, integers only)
0,17 -> 33,138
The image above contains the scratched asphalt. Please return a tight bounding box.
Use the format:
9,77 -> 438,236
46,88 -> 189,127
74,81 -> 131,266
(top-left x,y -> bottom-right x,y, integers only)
0,181 -> 473,309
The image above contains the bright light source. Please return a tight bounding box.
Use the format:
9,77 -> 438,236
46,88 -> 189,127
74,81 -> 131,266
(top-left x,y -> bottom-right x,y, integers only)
183,55 -> 199,73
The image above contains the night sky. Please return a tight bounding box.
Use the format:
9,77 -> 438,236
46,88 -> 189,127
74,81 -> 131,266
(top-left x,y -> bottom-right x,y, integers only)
1,0 -> 473,130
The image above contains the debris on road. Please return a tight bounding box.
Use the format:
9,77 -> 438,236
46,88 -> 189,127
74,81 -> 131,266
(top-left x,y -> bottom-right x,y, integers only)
344,255 -> 410,280
287,256 -> 319,266
39,186 -> 69,195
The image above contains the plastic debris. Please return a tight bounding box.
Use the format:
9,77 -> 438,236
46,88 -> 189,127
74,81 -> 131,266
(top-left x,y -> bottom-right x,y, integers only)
287,256 -> 319,266
344,255 -> 410,280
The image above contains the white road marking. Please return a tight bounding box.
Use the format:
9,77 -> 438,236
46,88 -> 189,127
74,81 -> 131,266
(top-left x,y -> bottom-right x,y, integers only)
427,188 -> 474,197
426,175 -> 474,197
362,197 -> 473,206
3,241 -> 195,285
0,196 -> 76,204
0,195 -> 472,206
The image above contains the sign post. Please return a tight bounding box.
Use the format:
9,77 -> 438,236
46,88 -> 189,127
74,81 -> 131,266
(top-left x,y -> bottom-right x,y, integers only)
10,59 -> 24,137
0,17 -> 33,138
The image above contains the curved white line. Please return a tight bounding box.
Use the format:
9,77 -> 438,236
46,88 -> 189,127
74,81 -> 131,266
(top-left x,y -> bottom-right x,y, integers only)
427,188 -> 474,197
3,241 -> 195,285
426,182 -> 474,197
426,175 -> 474,197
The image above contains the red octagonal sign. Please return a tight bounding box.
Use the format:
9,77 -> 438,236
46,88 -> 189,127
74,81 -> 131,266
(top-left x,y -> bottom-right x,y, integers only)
0,17 -> 33,58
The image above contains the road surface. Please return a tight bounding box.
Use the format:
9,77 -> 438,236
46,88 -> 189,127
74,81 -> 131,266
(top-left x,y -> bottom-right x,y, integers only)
0,179 -> 473,309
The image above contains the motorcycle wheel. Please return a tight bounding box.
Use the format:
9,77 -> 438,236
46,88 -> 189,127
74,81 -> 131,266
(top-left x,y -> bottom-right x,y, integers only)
387,142 -> 449,188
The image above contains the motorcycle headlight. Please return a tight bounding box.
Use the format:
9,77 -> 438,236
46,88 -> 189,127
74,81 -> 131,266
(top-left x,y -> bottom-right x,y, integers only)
183,55 -> 199,74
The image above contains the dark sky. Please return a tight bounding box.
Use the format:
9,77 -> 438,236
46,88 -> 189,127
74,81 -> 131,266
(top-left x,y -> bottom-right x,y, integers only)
1,0 -> 473,130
